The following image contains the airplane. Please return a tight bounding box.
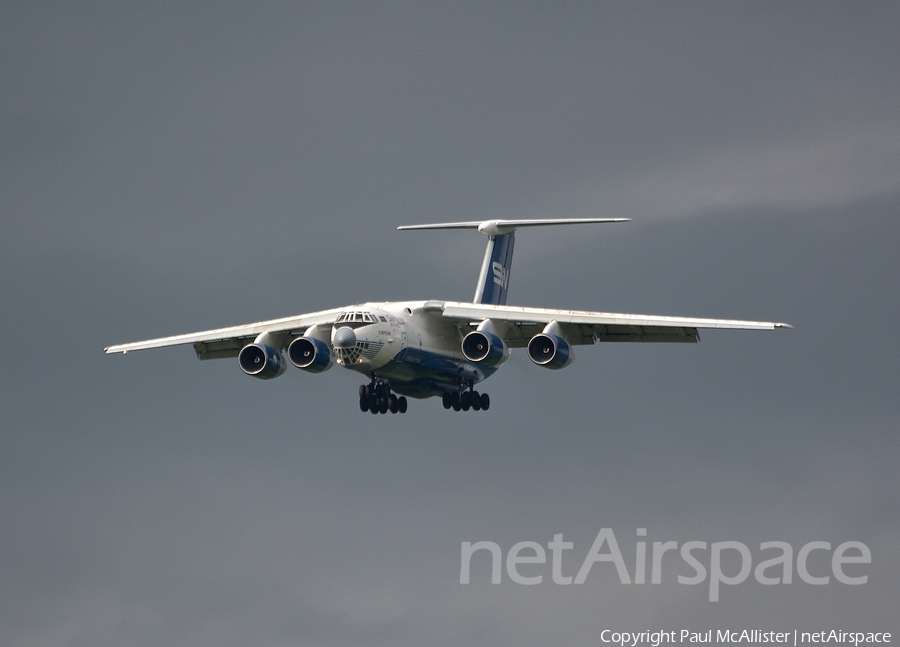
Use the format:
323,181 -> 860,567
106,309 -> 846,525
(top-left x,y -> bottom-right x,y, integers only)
105,219 -> 791,414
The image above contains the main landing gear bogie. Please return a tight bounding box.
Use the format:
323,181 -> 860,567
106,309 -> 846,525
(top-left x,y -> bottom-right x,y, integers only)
359,381 -> 407,415
442,389 -> 490,412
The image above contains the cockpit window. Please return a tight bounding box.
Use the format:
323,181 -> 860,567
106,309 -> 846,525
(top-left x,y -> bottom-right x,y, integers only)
336,311 -> 377,326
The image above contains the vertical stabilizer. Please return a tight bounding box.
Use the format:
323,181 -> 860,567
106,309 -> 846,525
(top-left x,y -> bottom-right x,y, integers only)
473,232 -> 515,305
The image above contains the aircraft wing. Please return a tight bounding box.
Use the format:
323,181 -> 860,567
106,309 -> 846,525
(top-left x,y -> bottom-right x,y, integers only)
104,307 -> 345,360
433,301 -> 791,346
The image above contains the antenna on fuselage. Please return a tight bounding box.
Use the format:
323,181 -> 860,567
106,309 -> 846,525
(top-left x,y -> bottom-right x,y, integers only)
398,218 -> 629,306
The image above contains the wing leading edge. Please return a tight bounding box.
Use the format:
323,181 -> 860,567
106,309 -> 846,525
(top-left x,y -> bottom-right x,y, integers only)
104,307 -> 345,360
434,301 -> 791,346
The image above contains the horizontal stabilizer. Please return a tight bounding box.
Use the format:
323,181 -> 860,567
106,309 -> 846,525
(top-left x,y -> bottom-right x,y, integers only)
399,217 -> 629,236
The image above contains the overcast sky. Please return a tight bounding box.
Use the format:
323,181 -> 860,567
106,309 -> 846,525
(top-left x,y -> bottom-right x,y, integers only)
2,3 -> 899,646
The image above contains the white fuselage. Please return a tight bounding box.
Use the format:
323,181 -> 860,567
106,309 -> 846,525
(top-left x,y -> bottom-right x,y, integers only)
327,301 -> 497,398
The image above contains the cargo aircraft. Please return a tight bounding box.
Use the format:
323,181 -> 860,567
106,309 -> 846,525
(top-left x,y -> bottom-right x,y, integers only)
105,219 -> 790,414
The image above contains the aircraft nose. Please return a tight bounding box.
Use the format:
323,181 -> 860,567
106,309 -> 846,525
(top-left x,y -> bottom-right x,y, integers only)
332,326 -> 357,349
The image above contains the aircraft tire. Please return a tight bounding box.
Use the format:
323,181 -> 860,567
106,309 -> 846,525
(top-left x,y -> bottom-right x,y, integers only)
442,393 -> 452,409
388,394 -> 399,414
471,391 -> 481,411
359,385 -> 367,398
451,392 -> 461,412
480,393 -> 490,410
378,398 -> 389,414
460,392 -> 471,411
398,396 -> 408,413
359,395 -> 369,412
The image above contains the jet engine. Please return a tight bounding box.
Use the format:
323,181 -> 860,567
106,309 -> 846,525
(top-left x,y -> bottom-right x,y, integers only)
288,336 -> 333,373
527,332 -> 573,369
461,330 -> 507,367
238,343 -> 287,379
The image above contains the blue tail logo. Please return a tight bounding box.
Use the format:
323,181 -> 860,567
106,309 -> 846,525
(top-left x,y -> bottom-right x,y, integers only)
492,261 -> 509,290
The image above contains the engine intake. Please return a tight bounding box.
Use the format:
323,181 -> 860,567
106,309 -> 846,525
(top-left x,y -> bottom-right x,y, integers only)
527,333 -> 573,369
288,336 -> 333,373
238,343 -> 286,379
462,330 -> 507,367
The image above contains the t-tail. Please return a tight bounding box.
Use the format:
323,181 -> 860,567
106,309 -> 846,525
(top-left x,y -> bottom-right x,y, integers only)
398,218 -> 629,305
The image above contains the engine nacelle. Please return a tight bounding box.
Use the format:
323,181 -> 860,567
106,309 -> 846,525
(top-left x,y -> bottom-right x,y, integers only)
288,336 -> 333,373
238,343 -> 287,379
527,333 -> 573,369
461,330 -> 508,367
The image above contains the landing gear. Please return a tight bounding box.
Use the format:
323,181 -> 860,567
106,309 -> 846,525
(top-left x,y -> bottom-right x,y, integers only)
442,385 -> 490,412
360,380 -> 488,413
359,379 -> 407,415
